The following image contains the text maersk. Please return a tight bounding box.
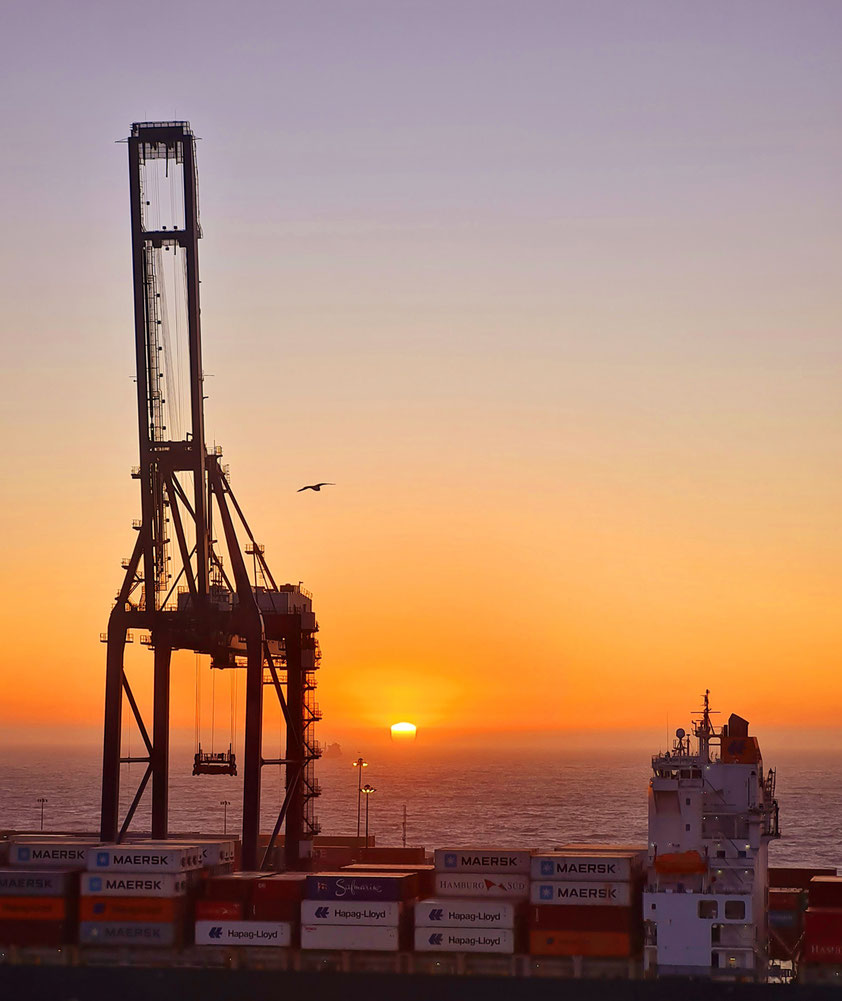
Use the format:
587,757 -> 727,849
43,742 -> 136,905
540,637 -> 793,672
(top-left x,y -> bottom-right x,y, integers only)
545,861 -> 617,875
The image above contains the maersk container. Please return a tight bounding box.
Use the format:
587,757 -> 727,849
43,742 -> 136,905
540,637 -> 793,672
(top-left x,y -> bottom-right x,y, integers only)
414,926 -> 515,954
434,849 -> 532,875
0,868 -> 77,897
305,872 -> 417,901
81,872 -> 188,898
415,898 -> 517,929
10,841 -> 98,868
530,853 -> 640,882
194,920 -> 293,947
78,921 -> 180,946
301,899 -> 403,926
434,873 -> 529,899
86,846 -> 202,873
301,923 -> 400,951
530,881 -> 631,907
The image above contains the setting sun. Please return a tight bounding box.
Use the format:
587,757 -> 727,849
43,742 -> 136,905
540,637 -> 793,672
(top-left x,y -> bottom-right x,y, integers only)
390,722 -> 417,742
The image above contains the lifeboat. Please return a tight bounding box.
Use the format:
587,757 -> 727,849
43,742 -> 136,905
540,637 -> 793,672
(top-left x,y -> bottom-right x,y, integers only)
654,850 -> 707,875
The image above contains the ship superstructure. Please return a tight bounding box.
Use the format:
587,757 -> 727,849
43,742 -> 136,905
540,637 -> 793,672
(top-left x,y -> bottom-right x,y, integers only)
644,692 -> 780,979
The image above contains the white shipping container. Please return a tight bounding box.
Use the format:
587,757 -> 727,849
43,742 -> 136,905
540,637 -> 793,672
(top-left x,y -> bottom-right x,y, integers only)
529,881 -> 632,906
530,853 -> 641,882
300,900 -> 402,926
80,872 -> 188,897
195,921 -> 293,947
414,926 -> 515,954
10,841 -> 99,868
79,922 -> 178,946
434,874 -> 529,899
300,924 -> 400,951
434,849 -> 532,875
87,846 -> 202,872
415,898 -> 517,929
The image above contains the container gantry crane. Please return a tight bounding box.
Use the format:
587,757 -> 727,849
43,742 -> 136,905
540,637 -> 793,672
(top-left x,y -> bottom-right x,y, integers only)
100,122 -> 321,870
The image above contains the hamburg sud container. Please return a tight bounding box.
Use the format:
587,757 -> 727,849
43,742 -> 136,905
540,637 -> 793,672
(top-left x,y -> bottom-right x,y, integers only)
301,872 -> 415,951
414,897 -> 519,954
78,842 -> 203,947
0,868 -> 78,946
528,851 -> 644,958
432,849 -> 531,900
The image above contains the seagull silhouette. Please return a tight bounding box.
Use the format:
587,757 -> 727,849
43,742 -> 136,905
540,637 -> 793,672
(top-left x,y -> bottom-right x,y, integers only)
297,482 -> 335,492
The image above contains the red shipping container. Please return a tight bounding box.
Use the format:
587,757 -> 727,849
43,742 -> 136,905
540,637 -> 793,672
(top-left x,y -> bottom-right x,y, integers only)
309,847 -> 356,868
810,878 -> 842,909
528,905 -> 639,933
355,847 -> 427,865
203,872 -> 263,901
770,867 -> 836,890
769,889 -> 806,912
251,898 -> 300,921
529,929 -> 637,957
253,873 -> 308,902
80,897 -> 183,922
0,897 -> 67,921
195,899 -> 243,921
0,919 -> 70,946
804,908 -> 842,964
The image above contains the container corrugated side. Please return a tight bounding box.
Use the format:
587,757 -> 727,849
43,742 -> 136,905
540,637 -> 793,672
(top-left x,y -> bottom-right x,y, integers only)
434,874 -> 529,899
528,904 -> 639,932
0,919 -> 71,946
414,926 -> 515,954
301,923 -> 400,951
434,849 -> 532,875
81,872 -> 188,897
253,873 -> 308,901
529,929 -> 637,957
301,899 -> 403,926
810,878 -> 842,909
78,921 -> 180,946
530,854 -> 640,882
530,881 -> 632,907
86,846 -> 201,873
194,920 -> 293,947
415,898 -> 517,929
0,868 -> 77,896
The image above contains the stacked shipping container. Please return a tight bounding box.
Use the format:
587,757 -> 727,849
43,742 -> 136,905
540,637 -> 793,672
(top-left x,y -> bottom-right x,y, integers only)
802,876 -> 842,977
527,849 -> 645,958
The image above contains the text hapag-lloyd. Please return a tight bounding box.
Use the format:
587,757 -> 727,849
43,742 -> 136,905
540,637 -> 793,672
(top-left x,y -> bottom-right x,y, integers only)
333,907 -> 388,920
447,933 -> 503,946
447,909 -> 503,923
223,928 -> 281,941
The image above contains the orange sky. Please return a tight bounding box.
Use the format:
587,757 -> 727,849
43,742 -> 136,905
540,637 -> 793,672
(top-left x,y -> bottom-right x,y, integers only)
1,3 -> 841,751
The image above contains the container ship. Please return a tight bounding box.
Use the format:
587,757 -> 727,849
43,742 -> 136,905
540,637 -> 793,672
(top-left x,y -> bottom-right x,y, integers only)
2,695 -> 841,998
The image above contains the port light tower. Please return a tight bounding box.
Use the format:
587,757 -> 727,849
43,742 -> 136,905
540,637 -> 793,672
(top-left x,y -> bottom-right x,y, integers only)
100,122 -> 321,870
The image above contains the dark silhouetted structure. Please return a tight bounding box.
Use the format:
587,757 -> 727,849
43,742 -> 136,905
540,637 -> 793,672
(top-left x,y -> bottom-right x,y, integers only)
100,122 -> 321,870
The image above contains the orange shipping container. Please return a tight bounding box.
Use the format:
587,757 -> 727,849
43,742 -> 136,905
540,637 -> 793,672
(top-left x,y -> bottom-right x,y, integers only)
80,896 -> 182,922
529,930 -> 636,958
0,897 -> 66,921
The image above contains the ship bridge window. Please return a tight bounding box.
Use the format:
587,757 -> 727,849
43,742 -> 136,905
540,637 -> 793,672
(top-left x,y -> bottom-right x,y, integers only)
699,900 -> 718,919
725,900 -> 746,920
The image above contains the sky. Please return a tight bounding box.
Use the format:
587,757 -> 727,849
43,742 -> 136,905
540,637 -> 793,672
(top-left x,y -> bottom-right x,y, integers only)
0,1 -> 840,751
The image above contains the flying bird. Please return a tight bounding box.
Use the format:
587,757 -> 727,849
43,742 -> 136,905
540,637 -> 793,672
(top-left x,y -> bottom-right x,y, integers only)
297,482 -> 335,492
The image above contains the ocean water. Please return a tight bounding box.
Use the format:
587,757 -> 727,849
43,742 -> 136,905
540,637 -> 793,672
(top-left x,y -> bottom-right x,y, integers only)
3,745 -> 840,869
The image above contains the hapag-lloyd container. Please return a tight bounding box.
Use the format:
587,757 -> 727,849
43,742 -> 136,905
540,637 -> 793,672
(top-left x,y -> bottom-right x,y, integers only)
194,920 -> 293,947
530,881 -> 632,907
414,927 -> 515,954
434,849 -> 532,875
434,874 -> 529,899
80,897 -> 183,922
0,897 -> 67,920
301,923 -> 400,951
0,869 -> 77,896
78,921 -> 180,946
81,873 -> 188,897
415,898 -> 517,929
530,853 -> 641,882
305,872 -> 417,901
87,846 -> 202,873
10,841 -> 99,869
300,899 -> 403,926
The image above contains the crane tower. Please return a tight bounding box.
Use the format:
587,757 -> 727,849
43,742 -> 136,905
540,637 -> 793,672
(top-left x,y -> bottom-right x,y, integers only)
100,121 -> 321,870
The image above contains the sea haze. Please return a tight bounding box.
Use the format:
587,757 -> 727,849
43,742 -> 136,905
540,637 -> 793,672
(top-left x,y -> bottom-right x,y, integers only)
3,745 -> 838,868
